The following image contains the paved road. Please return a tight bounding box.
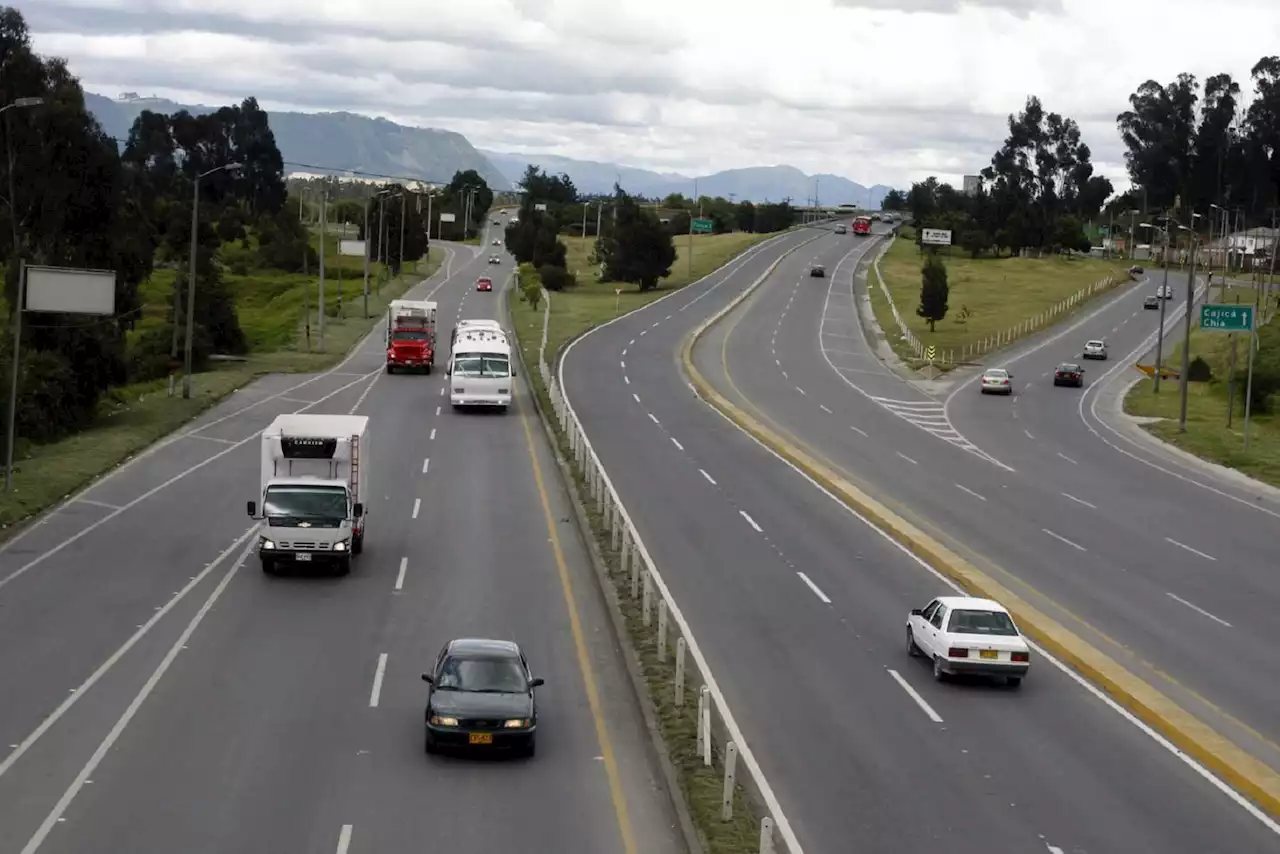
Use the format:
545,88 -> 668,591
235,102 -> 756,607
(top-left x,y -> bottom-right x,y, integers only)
0,225 -> 683,854
563,223 -> 1280,852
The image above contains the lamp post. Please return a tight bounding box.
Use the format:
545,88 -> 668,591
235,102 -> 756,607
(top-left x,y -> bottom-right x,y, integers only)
183,161 -> 243,399
1177,213 -> 1203,432
1141,216 -> 1173,392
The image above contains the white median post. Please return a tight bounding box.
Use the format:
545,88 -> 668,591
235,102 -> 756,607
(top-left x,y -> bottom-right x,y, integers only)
674,638 -> 686,707
630,554 -> 640,599
721,741 -> 738,821
657,599 -> 668,662
700,686 -> 712,766
619,528 -> 631,576
759,817 -> 775,854
696,685 -> 709,759
610,499 -> 621,551
642,571 -> 653,626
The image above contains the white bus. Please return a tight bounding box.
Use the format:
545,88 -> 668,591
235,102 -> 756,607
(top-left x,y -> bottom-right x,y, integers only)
448,327 -> 514,411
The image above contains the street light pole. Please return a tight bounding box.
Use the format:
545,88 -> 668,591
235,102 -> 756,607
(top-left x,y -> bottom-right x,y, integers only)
399,191 -> 406,275
362,194 -> 371,319
184,161 -> 242,398
1177,217 -> 1200,431
1146,216 -> 1172,392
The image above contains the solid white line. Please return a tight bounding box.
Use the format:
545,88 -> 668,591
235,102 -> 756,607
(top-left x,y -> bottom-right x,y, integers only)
0,526 -> 257,784
73,498 -> 123,511
739,510 -> 763,532
369,653 -> 388,707
1043,528 -> 1087,551
1057,452 -> 1078,465
348,372 -> 382,414
17,534 -> 256,853
820,404 -> 833,414
186,433 -> 238,446
1166,537 -> 1217,561
671,437 -> 684,451
648,412 -> 660,425
887,669 -> 944,723
795,386 -> 806,395
633,392 -> 641,403
796,571 -> 832,603
850,425 -> 868,437
1061,492 -> 1097,509
429,428 -> 436,441
411,499 -> 421,519
699,469 -> 717,485
896,452 -> 918,465
954,483 -> 987,501
1166,592 -> 1233,627
422,458 -> 430,474
335,825 -> 353,854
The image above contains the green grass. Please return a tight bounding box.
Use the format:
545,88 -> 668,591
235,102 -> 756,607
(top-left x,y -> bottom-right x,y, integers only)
1124,297 -> 1280,488
868,228 -> 1132,368
0,236 -> 441,534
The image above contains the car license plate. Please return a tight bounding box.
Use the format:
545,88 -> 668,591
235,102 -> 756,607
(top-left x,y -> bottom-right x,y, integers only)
296,553 -> 311,562
980,649 -> 997,660
469,732 -> 493,745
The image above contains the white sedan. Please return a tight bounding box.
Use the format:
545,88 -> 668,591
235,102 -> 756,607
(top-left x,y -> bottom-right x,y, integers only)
906,595 -> 1030,686
979,367 -> 1013,394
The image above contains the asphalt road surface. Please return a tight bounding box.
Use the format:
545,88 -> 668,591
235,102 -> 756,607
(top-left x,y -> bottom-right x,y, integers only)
562,222 -> 1280,853
0,223 -> 683,854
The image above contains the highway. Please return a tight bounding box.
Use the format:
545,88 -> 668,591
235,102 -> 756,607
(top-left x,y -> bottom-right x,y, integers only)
562,222 -> 1280,852
0,223 -> 682,854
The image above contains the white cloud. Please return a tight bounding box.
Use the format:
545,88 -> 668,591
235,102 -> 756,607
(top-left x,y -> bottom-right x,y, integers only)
25,0 -> 1280,190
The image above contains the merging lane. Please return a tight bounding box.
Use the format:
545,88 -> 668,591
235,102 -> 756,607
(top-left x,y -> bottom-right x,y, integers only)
564,223 -> 1280,851
0,224 -> 682,854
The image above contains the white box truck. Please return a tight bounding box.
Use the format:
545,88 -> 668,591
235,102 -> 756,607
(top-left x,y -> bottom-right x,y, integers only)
247,413 -> 370,576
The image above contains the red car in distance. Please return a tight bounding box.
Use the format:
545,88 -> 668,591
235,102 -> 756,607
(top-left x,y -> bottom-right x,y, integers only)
476,276 -> 493,292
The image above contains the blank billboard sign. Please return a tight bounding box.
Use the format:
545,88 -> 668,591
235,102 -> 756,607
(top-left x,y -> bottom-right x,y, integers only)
339,239 -> 366,257
438,212 -> 456,223
25,266 -> 117,315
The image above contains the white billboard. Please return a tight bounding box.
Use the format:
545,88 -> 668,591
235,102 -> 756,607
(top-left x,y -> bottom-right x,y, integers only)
339,239 -> 366,257
439,212 -> 456,223
534,203 -> 548,211
921,228 -> 952,246
25,266 -> 116,315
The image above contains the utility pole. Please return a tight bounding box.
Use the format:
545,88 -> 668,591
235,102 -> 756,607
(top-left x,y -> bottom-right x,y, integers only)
1177,213 -> 1199,432
398,191 -> 406,276
318,189 -> 326,351
183,161 -> 241,398
362,192 -> 371,319
1153,214 -> 1172,393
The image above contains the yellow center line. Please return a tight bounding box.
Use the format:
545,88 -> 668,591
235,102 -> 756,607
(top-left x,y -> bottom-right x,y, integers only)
519,410 -> 637,854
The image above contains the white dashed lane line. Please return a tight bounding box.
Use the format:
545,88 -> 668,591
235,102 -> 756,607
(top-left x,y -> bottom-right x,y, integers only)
820,404 -> 833,414
739,510 -> 763,532
1024,429 -> 1035,440
887,669 -> 944,723
1057,452 -> 1078,465
850,425 -> 868,437
796,386 -> 806,395
368,653 -> 388,707
633,393 -> 641,404
896,452 -> 918,465
647,412 -> 660,425
699,468 -> 717,485
1061,492 -> 1096,509
411,498 -> 421,519
394,557 -> 408,591
336,825 -> 354,854
1166,592 -> 1232,627
954,483 -> 987,501
1165,537 -> 1217,562
1043,528 -> 1087,551
797,571 -> 832,603
670,437 -> 684,451
429,427 -> 436,441
421,458 -> 430,474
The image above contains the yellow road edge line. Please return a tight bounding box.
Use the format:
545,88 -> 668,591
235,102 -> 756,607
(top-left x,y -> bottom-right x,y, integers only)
519,410 -> 638,854
678,257 -> 1280,823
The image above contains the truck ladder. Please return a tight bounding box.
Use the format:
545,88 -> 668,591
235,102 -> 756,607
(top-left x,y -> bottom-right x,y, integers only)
349,434 -> 360,507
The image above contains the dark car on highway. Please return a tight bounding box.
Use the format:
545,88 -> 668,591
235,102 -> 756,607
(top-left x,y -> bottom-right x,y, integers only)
810,264 -> 825,277
423,638 -> 542,757
1143,295 -> 1159,309
1053,362 -> 1084,387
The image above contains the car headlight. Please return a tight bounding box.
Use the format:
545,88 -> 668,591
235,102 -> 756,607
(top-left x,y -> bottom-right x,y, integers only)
333,539 -> 348,552
503,718 -> 530,728
430,715 -> 459,726
259,537 -> 275,550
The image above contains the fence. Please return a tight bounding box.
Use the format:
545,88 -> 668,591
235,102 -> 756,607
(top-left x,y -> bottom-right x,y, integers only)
529,284 -> 796,854
869,235 -> 1120,366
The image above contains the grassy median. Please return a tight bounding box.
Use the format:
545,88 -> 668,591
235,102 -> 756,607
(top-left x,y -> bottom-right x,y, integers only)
0,238 -> 442,534
867,227 -> 1132,368
508,230 -> 781,854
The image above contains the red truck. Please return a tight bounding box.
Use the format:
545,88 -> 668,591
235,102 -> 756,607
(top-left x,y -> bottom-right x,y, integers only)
852,216 -> 872,235
385,299 -> 438,374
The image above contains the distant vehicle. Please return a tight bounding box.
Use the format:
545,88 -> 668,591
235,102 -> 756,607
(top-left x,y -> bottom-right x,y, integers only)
1053,363 -> 1084,387
488,255 -> 501,264
476,277 -> 493,291
384,299 -> 437,373
1082,339 -> 1107,360
1129,265 -> 1144,276
422,638 -> 542,756
907,596 -> 1030,686
448,324 -> 514,411
1143,295 -> 1159,309
810,264 -> 826,277
979,368 -> 1013,394
834,224 -> 847,234
1158,284 -> 1173,299
493,238 -> 501,245
852,216 -> 872,235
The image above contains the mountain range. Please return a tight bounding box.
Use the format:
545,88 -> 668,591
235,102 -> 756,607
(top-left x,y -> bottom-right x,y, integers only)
83,92 -> 895,207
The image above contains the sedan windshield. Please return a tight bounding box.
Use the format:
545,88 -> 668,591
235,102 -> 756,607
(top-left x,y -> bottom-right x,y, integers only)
1058,364 -> 1080,372
436,656 -> 528,693
985,370 -> 1007,378
263,485 -> 347,521
452,353 -> 510,378
947,609 -> 1018,636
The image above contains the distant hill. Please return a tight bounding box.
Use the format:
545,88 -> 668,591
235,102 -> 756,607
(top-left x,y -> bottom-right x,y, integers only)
480,150 -> 897,208
83,92 -> 510,190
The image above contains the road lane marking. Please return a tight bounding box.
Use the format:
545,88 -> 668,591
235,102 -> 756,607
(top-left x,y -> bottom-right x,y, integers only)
629,338 -> 635,346
422,458 -> 430,474
72,498 -> 123,511
1043,528 -> 1087,551
775,358 -> 781,366
187,433 -> 238,446
640,329 -> 648,336
395,557 -> 408,591
633,392 -> 641,403
670,437 -> 684,451
349,372 -> 382,413
368,653 -> 389,707
795,386 -> 806,395
781,370 -> 789,380
335,825 -> 353,854
699,469 -> 717,485
412,499 -> 421,519
1057,452 -> 1078,465
887,669 -> 944,723
439,386 -> 445,396
16,533 -> 258,853
955,483 -> 987,501
1061,492 -> 1097,509
620,360 -> 625,370
435,405 -> 442,416
624,375 -> 630,384
1024,429 -> 1035,439
850,425 -> 868,437
518,411 -> 637,854
1166,592 -> 1232,627
1166,537 -> 1217,561
895,452 -> 918,465
621,348 -> 627,357
820,404 -> 833,414
739,510 -> 763,532
429,427 -> 436,441
796,571 -> 831,603
647,412 -> 660,425
651,321 -> 660,328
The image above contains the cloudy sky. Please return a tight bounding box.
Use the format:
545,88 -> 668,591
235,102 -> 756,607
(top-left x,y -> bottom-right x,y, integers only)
25,0 -> 1280,191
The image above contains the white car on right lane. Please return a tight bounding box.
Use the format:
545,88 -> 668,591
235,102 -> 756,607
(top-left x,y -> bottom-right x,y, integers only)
907,595 -> 1031,686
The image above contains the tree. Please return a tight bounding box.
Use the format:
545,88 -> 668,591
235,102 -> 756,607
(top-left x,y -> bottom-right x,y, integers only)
881,189 -> 908,211
917,254 -> 949,332
1117,75 -> 1200,212
437,169 -> 493,238
595,185 -> 676,291
362,184 -> 430,274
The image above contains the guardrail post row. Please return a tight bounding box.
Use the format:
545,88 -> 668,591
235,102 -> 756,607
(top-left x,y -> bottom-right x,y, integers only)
721,741 -> 738,821
630,552 -> 640,599
610,498 -> 621,552
674,638 -> 686,707
698,685 -> 711,765
657,599 -> 668,662
642,570 -> 653,626
759,817 -> 775,854
619,528 -> 631,577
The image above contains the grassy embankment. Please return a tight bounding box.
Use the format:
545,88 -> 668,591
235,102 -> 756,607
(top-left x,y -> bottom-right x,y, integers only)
1124,286 -> 1280,487
507,229 -> 779,853
0,233 -> 441,531
868,226 -> 1133,370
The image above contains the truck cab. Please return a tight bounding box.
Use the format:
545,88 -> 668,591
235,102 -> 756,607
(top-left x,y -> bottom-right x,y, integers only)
248,414 -> 370,576
386,299 -> 437,373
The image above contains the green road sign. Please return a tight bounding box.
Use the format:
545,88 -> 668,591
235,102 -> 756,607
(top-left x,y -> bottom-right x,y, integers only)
691,218 -> 714,234
1200,304 -> 1254,332
1098,225 -> 1109,234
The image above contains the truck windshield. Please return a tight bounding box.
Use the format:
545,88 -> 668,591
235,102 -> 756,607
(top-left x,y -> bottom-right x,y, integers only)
263,485 -> 348,524
393,329 -> 429,341
452,353 -> 510,378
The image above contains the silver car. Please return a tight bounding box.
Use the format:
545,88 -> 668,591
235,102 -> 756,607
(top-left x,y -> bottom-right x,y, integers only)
980,368 -> 1013,394
1082,339 -> 1107,360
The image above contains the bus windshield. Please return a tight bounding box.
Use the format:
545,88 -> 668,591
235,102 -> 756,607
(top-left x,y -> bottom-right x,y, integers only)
452,353 -> 510,378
